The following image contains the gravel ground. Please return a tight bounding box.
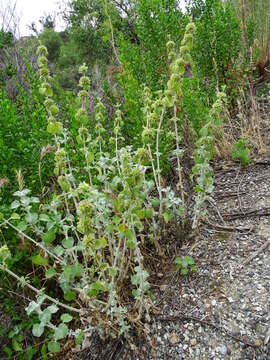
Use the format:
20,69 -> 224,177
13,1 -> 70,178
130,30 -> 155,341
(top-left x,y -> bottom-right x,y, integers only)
138,162 -> 270,360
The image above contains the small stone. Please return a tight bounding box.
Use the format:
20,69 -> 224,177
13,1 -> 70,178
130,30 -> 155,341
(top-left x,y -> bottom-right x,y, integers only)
219,345 -> 227,356
169,332 -> 180,345
183,344 -> 188,350
190,338 -> 197,346
195,347 -> 201,356
198,326 -> 203,333
157,273 -> 163,278
156,336 -> 162,343
160,285 -> 167,291
211,299 -> 217,306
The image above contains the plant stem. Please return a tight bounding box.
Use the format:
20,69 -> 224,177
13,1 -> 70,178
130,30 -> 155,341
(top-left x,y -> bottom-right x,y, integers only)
173,105 -> 185,207
83,138 -> 93,185
0,264 -> 83,314
156,108 -> 165,215
6,220 -> 65,265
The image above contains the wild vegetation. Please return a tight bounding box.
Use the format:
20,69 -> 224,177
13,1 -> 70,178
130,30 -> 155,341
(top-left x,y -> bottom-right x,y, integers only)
0,0 -> 269,358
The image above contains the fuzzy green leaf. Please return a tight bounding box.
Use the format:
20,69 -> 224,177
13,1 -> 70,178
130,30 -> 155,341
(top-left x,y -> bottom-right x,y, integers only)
32,254 -> 47,267
45,268 -> 57,279
54,323 -> 68,340
42,230 -> 56,244
11,213 -> 20,220
64,290 -> 76,302
62,237 -> 74,249
32,323 -> 44,337
47,304 -> 59,314
48,341 -> 60,353
60,313 -> 73,323
94,237 -> 107,249
75,330 -> 84,345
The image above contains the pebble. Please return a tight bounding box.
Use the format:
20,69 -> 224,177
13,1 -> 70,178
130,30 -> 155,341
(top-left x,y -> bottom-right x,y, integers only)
169,332 -> 179,345
190,338 -> 197,346
184,333 -> 189,341
156,336 -> 162,344
219,345 -> 227,356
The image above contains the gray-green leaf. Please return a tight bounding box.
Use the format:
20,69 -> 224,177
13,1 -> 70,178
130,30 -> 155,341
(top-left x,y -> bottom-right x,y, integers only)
54,323 -> 68,340
45,268 -> 57,279
32,323 -> 44,337
60,313 -> 73,323
62,237 -> 74,249
48,341 -> 60,353
47,304 -> 59,314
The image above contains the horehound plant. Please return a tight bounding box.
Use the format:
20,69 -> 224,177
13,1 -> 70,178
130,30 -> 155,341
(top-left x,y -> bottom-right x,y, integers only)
141,21 -> 196,220
165,21 -> 196,208
0,22 -> 198,349
191,90 -> 227,229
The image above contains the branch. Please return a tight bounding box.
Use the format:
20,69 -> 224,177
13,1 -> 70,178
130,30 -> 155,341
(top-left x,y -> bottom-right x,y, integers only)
0,264 -> 84,314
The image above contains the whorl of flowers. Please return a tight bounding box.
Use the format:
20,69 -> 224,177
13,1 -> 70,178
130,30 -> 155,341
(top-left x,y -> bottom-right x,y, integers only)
94,99 -> 106,146
164,20 -> 196,108
36,42 -> 63,135
76,63 -> 90,126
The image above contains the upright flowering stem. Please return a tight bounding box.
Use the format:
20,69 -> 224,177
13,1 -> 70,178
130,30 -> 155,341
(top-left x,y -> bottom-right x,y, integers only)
76,63 -> 93,185
164,21 -> 196,213
142,87 -> 163,210
113,107 -> 123,176
173,105 -> 185,207
155,108 -> 165,214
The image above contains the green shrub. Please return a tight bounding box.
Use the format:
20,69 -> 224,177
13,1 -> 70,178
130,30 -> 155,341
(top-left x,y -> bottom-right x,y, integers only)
189,0 -> 242,100
39,29 -> 63,63
231,138 -> 251,165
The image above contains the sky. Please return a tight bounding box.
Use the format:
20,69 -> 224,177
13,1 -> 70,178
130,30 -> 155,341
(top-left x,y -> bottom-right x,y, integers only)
1,0 -> 186,37
1,0 -> 66,36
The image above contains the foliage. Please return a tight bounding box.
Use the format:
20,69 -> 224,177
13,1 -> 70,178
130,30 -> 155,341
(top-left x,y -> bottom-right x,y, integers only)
191,90 -> 226,228
175,255 -> 197,275
116,0 -> 186,144
127,0 -> 186,90
39,29 -> 63,63
0,29 -> 13,49
232,0 -> 270,66
231,138 -> 251,165
0,296 -> 39,359
187,0 -> 243,99
0,71 -> 52,200
0,26 -> 197,346
66,0 -> 120,65
0,0 -> 266,355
